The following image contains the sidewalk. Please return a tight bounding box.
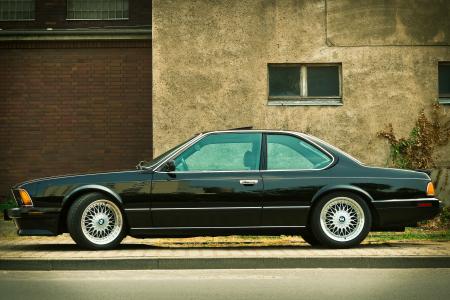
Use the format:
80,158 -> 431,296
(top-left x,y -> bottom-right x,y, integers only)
1,234 -> 450,270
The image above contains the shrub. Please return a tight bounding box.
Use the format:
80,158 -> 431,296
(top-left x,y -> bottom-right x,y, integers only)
377,104 -> 450,169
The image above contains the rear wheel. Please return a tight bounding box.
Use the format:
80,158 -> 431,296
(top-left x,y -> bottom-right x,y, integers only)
67,192 -> 126,250
299,228 -> 321,246
311,192 -> 371,248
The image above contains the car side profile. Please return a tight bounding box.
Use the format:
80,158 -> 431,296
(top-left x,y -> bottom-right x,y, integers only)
6,129 -> 442,249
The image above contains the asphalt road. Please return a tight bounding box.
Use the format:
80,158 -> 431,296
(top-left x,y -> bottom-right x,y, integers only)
1,268 -> 449,300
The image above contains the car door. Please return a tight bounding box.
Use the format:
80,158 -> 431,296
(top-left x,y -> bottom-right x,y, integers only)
261,133 -> 334,226
151,132 -> 264,228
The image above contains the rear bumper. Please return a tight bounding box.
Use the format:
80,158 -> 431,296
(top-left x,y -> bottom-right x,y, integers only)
6,207 -> 61,236
373,198 -> 442,227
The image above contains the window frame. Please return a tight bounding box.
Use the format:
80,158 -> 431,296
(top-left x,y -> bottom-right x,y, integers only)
0,0 -> 35,21
154,131 -> 335,174
267,63 -> 343,106
164,132 -> 264,173
66,0 -> 129,21
262,132 -> 335,171
438,62 -> 450,105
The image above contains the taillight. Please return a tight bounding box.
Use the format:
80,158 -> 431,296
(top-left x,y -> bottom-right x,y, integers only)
18,189 -> 33,206
426,182 -> 435,197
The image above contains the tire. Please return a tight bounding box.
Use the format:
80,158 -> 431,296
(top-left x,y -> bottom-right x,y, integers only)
67,192 -> 126,250
299,228 -> 321,246
310,192 -> 371,248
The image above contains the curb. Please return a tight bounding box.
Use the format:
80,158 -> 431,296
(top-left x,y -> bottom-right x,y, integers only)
1,256 -> 450,270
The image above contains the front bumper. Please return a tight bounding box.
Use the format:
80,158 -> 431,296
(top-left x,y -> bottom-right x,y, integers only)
373,198 -> 442,227
6,207 -> 61,236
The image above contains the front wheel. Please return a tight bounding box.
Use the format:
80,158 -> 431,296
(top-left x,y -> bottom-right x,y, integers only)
67,192 -> 126,250
311,192 -> 371,248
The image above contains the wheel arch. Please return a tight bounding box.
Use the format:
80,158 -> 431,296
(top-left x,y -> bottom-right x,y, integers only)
308,185 -> 380,226
58,185 -> 124,233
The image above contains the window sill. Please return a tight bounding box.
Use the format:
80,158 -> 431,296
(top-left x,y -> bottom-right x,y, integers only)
268,98 -> 343,106
438,98 -> 450,105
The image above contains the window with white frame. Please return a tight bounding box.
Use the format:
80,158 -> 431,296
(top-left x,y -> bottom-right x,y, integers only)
0,0 -> 34,21
439,62 -> 450,104
67,0 -> 128,20
268,63 -> 342,105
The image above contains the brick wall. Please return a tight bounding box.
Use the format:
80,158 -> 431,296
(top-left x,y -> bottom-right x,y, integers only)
0,40 -> 152,200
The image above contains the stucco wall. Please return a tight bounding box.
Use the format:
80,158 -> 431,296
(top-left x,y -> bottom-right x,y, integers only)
152,0 -> 450,166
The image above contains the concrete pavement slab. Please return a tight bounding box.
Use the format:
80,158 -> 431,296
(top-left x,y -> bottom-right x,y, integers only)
0,235 -> 449,270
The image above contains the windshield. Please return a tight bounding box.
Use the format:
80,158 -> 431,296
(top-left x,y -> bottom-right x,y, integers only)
141,134 -> 200,169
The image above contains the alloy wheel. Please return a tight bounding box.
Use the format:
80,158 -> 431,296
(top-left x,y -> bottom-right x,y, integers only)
319,197 -> 365,242
80,199 -> 123,245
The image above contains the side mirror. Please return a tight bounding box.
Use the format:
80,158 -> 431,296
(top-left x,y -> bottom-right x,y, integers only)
136,160 -> 147,170
163,160 -> 176,172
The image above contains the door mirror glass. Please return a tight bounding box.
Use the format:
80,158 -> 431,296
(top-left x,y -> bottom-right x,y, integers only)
163,160 -> 176,172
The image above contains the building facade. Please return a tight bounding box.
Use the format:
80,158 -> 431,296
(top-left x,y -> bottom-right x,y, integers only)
1,0 -> 449,202
152,0 -> 450,167
0,0 -> 152,200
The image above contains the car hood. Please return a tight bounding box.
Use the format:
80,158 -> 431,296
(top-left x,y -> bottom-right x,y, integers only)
13,169 -> 139,191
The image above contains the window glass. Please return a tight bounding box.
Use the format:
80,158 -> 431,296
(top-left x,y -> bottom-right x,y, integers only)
268,66 -> 301,96
438,63 -> 450,97
67,0 -> 128,20
307,66 -> 340,97
267,134 -> 332,170
0,0 -> 35,20
174,133 -> 262,171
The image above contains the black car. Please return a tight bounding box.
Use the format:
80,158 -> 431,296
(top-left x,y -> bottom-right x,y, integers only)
5,129 -> 441,249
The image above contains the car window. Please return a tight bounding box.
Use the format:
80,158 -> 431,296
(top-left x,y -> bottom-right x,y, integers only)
267,134 -> 332,170
174,133 -> 262,171
144,135 -> 199,168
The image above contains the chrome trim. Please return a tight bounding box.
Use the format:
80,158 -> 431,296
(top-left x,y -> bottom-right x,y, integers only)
153,133 -> 205,171
153,176 -> 429,181
257,175 -> 430,179
149,206 -> 310,211
240,179 -> 259,185
131,225 -> 306,230
154,130 -> 336,174
302,133 -> 363,165
375,198 -> 439,203
155,170 -> 261,175
124,208 -> 150,212
263,206 -> 310,209
10,189 -> 18,206
151,207 -> 260,211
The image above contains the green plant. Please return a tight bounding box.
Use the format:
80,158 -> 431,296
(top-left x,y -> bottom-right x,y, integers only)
0,192 -> 17,213
377,104 -> 450,169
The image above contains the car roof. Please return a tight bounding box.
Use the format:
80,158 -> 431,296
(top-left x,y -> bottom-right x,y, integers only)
200,129 -> 363,165
202,129 -> 303,134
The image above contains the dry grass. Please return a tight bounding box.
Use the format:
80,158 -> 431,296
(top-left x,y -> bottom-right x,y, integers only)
149,235 -> 306,248
144,229 -> 450,248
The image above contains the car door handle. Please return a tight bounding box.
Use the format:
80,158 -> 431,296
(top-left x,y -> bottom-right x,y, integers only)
240,179 -> 259,186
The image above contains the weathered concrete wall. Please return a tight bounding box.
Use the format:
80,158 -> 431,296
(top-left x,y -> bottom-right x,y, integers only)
432,168 -> 450,206
152,0 -> 450,166
327,0 -> 449,46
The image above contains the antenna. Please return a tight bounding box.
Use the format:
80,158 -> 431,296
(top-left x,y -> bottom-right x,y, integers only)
229,126 -> 253,130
